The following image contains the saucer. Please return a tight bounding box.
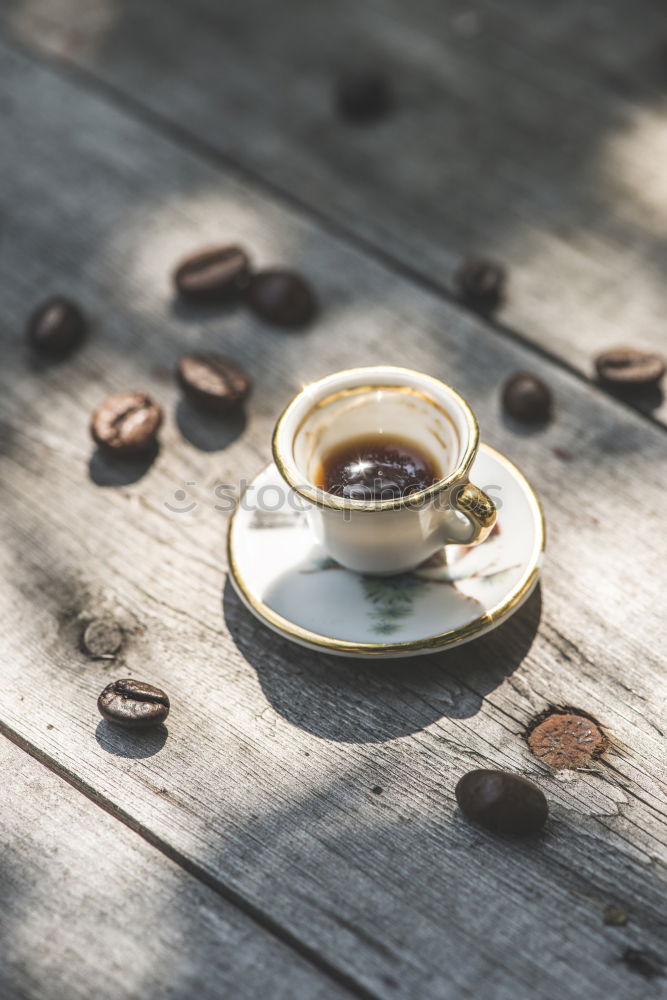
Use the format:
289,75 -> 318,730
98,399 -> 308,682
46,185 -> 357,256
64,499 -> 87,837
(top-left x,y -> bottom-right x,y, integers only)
227,444 -> 545,658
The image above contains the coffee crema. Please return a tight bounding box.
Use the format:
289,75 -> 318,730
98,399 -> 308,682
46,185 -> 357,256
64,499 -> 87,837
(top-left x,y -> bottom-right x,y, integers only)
315,432 -> 440,502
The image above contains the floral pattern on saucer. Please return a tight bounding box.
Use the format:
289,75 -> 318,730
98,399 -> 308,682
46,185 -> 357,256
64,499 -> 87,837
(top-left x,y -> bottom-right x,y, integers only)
293,525 -> 521,637
228,445 -> 544,657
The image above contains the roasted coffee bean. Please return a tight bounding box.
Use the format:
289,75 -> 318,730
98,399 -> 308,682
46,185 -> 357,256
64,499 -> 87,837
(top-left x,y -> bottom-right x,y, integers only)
455,769 -> 548,835
173,245 -> 251,302
91,391 -> 163,454
27,296 -> 86,355
594,347 -> 666,387
98,679 -> 170,729
455,258 -> 506,312
502,372 -> 552,423
336,71 -> 393,121
176,353 -> 251,412
247,270 -> 317,327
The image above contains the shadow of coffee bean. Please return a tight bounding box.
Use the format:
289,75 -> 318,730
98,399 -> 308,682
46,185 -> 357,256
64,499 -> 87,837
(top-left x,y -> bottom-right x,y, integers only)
175,399 -> 246,452
88,443 -> 159,486
598,380 -> 664,415
26,349 -> 77,373
94,720 -> 168,758
169,296 -> 242,324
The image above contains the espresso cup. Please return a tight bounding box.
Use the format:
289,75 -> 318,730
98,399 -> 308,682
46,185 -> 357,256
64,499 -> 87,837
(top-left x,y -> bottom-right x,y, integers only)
272,366 -> 496,575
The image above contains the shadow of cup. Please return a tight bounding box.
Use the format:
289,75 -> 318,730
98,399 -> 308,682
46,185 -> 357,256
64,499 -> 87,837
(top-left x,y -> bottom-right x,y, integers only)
222,577 -> 542,743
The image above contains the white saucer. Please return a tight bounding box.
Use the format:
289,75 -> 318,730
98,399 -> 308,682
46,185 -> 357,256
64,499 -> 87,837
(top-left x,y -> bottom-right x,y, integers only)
227,444 -> 545,658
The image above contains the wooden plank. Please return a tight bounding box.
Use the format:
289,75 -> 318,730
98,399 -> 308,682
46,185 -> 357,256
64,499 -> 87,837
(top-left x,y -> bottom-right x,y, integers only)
0,735 -> 351,1000
3,0 -> 667,421
0,39 -> 666,1000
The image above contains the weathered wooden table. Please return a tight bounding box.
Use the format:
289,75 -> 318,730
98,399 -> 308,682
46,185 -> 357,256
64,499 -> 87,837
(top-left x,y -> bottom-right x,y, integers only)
1,3 -> 666,997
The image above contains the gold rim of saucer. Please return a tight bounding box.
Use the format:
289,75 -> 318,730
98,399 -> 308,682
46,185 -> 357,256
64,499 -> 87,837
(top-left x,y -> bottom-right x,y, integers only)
226,444 -> 546,656
271,367 -> 479,512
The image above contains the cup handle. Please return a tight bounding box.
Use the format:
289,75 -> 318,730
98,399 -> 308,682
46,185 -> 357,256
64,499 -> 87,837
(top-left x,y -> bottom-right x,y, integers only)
452,482 -> 497,544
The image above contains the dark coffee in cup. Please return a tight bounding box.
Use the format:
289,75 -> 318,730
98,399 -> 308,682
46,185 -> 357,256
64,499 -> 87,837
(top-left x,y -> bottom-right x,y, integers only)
315,432 -> 440,501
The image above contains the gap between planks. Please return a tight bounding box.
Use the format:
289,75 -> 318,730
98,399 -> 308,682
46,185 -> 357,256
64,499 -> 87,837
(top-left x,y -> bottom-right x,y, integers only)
0,719 -> 381,1000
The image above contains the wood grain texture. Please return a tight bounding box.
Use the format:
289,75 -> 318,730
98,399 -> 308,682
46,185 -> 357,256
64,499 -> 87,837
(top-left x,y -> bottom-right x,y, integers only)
2,0 -> 667,421
0,735 -> 351,1000
0,37 -> 666,1000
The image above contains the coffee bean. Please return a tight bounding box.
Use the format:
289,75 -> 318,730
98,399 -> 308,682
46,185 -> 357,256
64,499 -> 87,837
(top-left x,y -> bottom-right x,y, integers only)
455,769 -> 548,835
502,372 -> 552,423
594,347 -> 665,387
176,353 -> 251,412
98,678 -> 170,729
455,258 -> 506,312
173,245 -> 251,302
247,270 -> 317,327
82,619 -> 123,659
527,710 -> 606,769
91,391 -> 163,454
336,71 -> 393,122
27,297 -> 86,355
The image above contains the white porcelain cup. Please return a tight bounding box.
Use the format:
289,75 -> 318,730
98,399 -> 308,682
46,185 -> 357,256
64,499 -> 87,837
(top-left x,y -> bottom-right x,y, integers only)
272,366 -> 496,575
